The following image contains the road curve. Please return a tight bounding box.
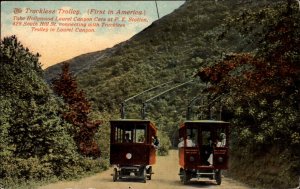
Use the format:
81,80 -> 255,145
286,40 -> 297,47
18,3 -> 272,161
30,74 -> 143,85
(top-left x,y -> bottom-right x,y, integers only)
38,150 -> 252,189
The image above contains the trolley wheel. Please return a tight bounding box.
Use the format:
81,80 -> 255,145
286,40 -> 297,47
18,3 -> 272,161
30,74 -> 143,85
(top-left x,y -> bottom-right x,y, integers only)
182,170 -> 189,185
147,166 -> 152,180
215,170 -> 222,185
179,168 -> 184,183
140,167 -> 147,183
143,168 -> 147,183
113,168 -> 118,182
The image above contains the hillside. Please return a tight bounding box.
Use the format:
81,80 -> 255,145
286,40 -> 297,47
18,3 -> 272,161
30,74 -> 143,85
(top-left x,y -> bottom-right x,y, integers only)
45,0 -> 248,113
45,0 -> 299,188
44,46 -> 120,81
45,0 -> 269,146
46,0 -> 235,149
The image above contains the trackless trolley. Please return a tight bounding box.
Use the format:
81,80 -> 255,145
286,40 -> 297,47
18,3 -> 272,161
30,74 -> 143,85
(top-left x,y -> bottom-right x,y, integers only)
110,119 -> 157,183
178,120 -> 229,185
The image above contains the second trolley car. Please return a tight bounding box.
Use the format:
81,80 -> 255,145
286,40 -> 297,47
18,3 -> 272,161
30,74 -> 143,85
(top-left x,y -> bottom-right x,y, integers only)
178,120 -> 229,185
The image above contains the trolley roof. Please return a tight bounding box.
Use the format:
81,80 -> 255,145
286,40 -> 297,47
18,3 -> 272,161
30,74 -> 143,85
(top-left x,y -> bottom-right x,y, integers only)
180,120 -> 229,128
110,119 -> 157,130
184,120 -> 229,124
110,119 -> 152,123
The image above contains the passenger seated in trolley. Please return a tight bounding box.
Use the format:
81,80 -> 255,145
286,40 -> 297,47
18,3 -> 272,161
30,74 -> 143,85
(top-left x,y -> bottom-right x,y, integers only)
207,133 -> 227,165
219,133 -> 226,147
124,133 -> 132,143
178,135 -> 195,148
152,135 -> 160,149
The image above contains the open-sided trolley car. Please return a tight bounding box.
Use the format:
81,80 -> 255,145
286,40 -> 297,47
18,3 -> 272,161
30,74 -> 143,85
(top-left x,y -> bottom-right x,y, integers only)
178,120 -> 229,185
110,119 -> 157,183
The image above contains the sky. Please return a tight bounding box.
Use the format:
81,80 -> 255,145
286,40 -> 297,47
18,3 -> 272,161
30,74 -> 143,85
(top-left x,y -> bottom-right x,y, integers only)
1,1 -> 185,69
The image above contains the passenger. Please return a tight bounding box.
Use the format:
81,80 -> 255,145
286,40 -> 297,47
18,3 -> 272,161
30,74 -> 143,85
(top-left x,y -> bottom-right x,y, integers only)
208,136 -> 213,147
207,153 -> 213,166
215,138 -> 222,147
124,133 -> 132,143
186,135 -> 195,147
206,138 -> 222,165
220,133 -> 226,147
152,135 -> 160,149
206,136 -> 214,165
178,137 -> 184,148
178,136 -> 195,147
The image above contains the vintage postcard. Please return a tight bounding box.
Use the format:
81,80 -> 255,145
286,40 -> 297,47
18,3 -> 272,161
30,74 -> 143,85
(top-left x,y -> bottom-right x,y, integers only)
1,1 -> 299,189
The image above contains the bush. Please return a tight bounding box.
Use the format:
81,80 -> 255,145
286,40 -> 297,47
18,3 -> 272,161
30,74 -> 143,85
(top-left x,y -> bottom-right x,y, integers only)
157,132 -> 171,156
0,36 -> 109,188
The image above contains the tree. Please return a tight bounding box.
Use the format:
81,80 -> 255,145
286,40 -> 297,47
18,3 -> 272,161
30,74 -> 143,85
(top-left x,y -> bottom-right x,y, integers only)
197,2 -> 300,187
198,0 -> 299,140
0,35 -> 80,182
52,63 -> 102,158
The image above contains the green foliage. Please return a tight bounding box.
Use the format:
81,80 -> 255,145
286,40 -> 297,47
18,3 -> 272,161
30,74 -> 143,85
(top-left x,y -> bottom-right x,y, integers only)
45,1 -> 286,142
157,132 -> 172,156
92,111 -> 112,160
1,35 -> 42,75
1,36 -> 61,158
197,1 -> 300,188
43,1 -> 299,187
0,36 -> 108,188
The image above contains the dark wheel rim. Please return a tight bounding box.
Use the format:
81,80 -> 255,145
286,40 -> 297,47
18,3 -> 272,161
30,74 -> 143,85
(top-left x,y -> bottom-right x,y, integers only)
183,170 -> 188,185
147,166 -> 152,180
215,170 -> 222,185
143,168 -> 147,183
113,168 -> 118,182
179,168 -> 184,183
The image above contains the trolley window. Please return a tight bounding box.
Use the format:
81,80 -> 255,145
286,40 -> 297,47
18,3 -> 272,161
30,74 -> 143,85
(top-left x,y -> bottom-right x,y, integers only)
113,122 -> 147,144
201,130 -> 212,146
186,128 -> 198,146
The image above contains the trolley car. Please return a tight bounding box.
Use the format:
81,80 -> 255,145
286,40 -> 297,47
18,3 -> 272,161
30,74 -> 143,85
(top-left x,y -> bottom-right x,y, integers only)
110,119 -> 157,183
178,120 -> 229,185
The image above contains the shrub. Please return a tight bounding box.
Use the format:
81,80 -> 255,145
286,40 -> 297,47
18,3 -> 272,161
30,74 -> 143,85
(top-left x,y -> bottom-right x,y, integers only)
157,132 -> 171,156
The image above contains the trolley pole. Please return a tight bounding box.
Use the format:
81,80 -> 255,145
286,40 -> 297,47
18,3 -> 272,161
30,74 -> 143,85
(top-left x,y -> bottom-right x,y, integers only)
186,94 -> 208,120
141,79 -> 195,120
186,94 -> 225,121
120,81 -> 172,119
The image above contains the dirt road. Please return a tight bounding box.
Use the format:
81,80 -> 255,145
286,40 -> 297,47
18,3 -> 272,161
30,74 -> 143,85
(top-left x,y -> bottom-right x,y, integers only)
38,150 -> 252,189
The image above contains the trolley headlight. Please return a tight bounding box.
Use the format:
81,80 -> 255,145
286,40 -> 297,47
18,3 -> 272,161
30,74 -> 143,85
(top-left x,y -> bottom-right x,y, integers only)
218,157 -> 224,163
125,153 -> 132,159
189,156 -> 195,162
